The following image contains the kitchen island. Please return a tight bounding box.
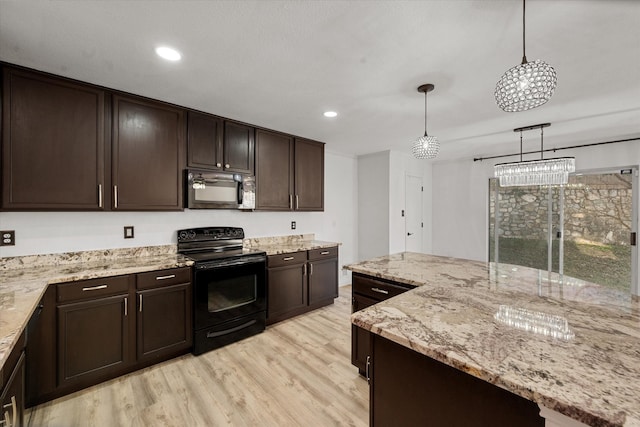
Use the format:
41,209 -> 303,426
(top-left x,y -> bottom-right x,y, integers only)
346,252 -> 640,427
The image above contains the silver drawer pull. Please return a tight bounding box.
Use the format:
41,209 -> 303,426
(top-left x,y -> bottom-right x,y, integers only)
320,251 -> 330,255
156,274 -> 176,280
371,287 -> 389,295
82,284 -> 108,292
283,256 -> 295,261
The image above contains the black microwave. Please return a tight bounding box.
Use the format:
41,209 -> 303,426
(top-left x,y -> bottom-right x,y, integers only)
185,169 -> 255,210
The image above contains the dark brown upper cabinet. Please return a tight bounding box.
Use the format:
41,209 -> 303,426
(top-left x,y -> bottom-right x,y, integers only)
187,113 -> 254,175
112,94 -> 185,211
187,111 -> 223,170
255,131 -> 324,211
1,67 -> 107,210
294,138 -> 324,211
255,129 -> 294,210
223,121 -> 255,174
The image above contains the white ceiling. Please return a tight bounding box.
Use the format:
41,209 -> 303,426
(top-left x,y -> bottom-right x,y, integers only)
1,0 -> 639,162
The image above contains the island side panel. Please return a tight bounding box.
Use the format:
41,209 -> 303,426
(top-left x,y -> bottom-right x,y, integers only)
371,334 -> 544,427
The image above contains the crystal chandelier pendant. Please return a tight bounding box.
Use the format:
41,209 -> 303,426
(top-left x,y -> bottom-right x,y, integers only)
412,83 -> 439,159
495,157 -> 575,187
495,59 -> 557,112
495,0 -> 557,112
412,134 -> 440,159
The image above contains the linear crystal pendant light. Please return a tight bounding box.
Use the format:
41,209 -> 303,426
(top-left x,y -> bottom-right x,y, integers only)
495,0 -> 557,112
494,123 -> 575,187
412,84 -> 439,159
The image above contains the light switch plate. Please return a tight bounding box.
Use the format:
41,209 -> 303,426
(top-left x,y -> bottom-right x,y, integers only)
124,226 -> 134,239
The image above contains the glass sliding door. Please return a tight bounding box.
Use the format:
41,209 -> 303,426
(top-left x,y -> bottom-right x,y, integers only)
489,169 -> 637,293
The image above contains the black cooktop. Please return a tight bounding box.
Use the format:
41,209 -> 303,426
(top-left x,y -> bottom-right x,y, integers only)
177,227 -> 265,264
185,247 -> 265,263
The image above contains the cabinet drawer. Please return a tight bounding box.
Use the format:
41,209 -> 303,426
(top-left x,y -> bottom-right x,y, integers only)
57,275 -> 131,303
136,267 -> 191,290
308,246 -> 338,261
267,251 -> 307,268
352,274 -> 413,302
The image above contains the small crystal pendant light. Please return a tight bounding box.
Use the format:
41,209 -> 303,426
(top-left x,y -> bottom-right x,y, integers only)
412,84 -> 440,159
495,0 -> 557,112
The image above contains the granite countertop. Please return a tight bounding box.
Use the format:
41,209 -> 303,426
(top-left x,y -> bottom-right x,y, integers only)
0,247 -> 193,375
244,234 -> 340,256
346,252 -> 640,427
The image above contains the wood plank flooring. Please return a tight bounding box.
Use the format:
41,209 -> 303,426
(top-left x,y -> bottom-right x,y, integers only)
27,285 -> 369,427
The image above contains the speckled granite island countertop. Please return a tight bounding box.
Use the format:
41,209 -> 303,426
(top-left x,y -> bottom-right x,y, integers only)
0,245 -> 193,374
346,252 -> 640,427
244,233 -> 340,255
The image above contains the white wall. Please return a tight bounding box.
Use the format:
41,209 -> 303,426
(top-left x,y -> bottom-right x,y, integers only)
0,152 -> 359,285
431,140 -> 640,293
357,151 -> 390,261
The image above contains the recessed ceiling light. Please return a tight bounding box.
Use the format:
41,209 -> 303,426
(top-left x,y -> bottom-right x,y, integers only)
323,111 -> 338,118
155,46 -> 182,61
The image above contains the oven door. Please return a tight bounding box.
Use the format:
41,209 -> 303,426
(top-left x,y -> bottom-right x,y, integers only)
193,256 -> 266,328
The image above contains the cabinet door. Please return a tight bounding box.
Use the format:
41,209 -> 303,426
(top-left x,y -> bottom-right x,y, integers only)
255,129 -> 293,210
294,138 -> 324,211
223,121 -> 254,174
25,286 -> 56,407
187,111 -> 223,170
308,257 -> 338,307
112,95 -> 185,210
351,293 -> 377,374
267,263 -> 307,324
137,283 -> 192,362
2,67 -> 106,210
1,353 -> 24,427
57,294 -> 132,387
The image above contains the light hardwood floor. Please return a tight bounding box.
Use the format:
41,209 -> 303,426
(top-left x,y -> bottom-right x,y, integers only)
27,285 -> 369,427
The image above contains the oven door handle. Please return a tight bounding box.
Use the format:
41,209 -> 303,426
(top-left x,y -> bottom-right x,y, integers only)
206,320 -> 257,338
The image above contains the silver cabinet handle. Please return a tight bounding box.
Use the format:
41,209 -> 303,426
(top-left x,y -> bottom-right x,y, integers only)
371,287 -> 389,295
98,184 -> 103,208
309,263 -> 313,275
1,396 -> 16,427
303,263 -> 307,276
82,284 -> 108,292
124,297 -> 128,316
295,194 -> 299,210
114,185 -> 118,208
156,274 -> 176,280
366,355 -> 371,384
225,163 -> 230,168
283,256 -> 294,261
139,294 -> 143,312
216,163 -> 222,167
320,251 -> 330,255
289,194 -> 293,210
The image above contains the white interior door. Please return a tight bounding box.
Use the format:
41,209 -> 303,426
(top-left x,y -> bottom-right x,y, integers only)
405,174 -> 423,253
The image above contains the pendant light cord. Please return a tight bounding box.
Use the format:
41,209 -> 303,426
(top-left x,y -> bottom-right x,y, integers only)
520,130 -> 523,162
423,91 -> 428,137
521,0 -> 528,64
540,126 -> 544,160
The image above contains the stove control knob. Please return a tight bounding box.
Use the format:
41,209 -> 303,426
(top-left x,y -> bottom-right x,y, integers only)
179,231 -> 188,240
189,231 -> 196,239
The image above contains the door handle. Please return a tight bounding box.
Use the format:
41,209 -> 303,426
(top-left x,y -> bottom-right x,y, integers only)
139,294 -> 143,312
407,232 -> 414,236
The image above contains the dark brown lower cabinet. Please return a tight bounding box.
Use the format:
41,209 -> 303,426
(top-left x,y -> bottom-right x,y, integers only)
308,248 -> 338,308
267,252 -> 308,325
1,333 -> 25,427
351,273 -> 414,375
57,293 -> 133,388
370,334 -> 544,427
25,267 -> 192,406
267,246 -> 339,325
136,282 -> 192,362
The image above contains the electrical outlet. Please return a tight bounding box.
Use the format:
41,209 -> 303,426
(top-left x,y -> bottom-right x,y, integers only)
291,221 -> 296,230
124,226 -> 135,239
0,230 -> 15,246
